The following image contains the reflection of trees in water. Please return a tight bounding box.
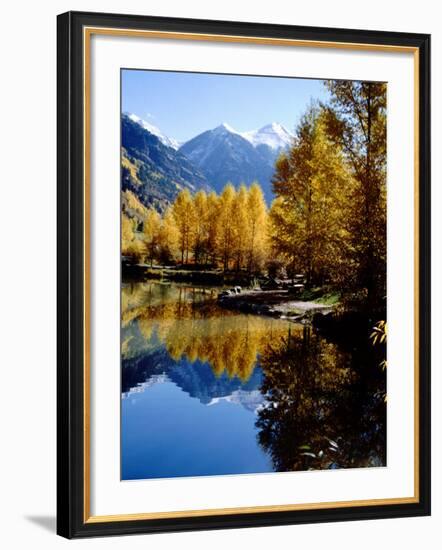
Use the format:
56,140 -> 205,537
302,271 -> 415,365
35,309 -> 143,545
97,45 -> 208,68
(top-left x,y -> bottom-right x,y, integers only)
122,282 -> 386,471
257,326 -> 386,471
163,314 -> 297,381
122,282 -> 296,381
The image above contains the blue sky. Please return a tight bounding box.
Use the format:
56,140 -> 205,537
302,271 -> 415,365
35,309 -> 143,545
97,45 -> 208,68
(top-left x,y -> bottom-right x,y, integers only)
122,69 -> 329,143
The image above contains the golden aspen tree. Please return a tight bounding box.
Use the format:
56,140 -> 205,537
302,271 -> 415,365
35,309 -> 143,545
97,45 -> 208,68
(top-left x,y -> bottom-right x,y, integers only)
122,214 -> 144,262
310,115 -> 356,287
205,192 -> 220,266
322,81 -> 386,310
192,190 -> 208,264
122,189 -> 148,219
270,106 -> 354,286
232,184 -> 249,271
158,207 -> 179,263
171,189 -> 196,264
247,182 -> 268,273
271,109 -> 316,283
218,183 -> 236,271
268,195 -> 296,269
143,208 -> 162,266
122,214 -> 135,254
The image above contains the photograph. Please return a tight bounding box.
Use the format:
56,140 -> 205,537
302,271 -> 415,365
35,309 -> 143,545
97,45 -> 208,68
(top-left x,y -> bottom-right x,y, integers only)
0,0 -> 435,544
54,9 -> 431,539
120,69 -> 388,481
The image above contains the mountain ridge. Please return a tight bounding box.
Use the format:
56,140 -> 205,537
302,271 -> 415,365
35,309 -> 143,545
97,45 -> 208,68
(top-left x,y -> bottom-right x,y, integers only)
122,113 -> 294,207
179,122 -> 292,203
126,113 -> 180,150
121,114 -> 211,211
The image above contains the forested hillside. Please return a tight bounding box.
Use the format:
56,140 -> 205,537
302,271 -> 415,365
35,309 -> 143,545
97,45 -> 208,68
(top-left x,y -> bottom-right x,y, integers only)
121,114 -> 211,212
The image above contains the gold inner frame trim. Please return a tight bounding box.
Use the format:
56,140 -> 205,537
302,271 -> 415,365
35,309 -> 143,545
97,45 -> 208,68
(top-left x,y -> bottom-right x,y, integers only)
83,26 -> 420,524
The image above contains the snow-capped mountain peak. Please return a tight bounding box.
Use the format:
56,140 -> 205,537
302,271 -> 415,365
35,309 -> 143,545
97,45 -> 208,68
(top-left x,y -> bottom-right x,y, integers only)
126,113 -> 180,150
179,121 -> 294,204
241,122 -> 293,150
204,121 -> 292,151
212,122 -> 239,136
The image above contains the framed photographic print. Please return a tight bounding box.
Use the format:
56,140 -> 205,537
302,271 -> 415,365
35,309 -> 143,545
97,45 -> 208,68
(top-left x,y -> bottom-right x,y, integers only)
57,11 -> 431,538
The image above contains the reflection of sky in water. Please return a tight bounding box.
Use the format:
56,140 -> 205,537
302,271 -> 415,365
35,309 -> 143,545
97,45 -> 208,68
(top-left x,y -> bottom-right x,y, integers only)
122,372 -> 272,480
121,282 -> 386,481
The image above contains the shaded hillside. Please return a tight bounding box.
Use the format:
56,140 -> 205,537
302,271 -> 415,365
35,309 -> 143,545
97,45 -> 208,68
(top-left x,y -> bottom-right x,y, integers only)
122,114 -> 212,211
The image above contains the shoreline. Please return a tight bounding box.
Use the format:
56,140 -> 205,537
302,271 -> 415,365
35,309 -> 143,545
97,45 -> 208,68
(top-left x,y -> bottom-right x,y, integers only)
217,289 -> 335,323
122,264 -> 337,323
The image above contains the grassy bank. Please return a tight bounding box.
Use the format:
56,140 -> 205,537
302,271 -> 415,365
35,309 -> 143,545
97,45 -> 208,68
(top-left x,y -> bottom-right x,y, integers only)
297,286 -> 341,305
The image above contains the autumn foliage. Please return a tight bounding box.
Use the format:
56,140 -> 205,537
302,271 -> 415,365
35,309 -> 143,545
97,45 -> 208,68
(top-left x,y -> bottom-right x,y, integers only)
122,80 -> 386,312
270,81 -> 386,311
123,182 -> 268,274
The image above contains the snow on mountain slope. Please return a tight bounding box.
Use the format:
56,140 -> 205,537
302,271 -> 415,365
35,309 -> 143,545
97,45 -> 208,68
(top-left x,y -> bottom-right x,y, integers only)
179,123 -> 274,200
195,121 -> 293,150
126,113 -> 180,150
241,122 -> 293,150
179,122 -> 293,204
121,114 -> 211,210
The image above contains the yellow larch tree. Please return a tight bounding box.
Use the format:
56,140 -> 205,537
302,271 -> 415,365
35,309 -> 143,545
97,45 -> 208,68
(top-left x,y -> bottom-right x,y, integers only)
122,213 -> 145,262
218,183 -> 236,271
205,192 -> 220,266
322,80 -> 386,310
143,208 -> 162,267
192,190 -> 208,264
246,182 -> 268,274
231,184 -> 249,271
171,188 -> 196,264
270,106 -> 354,286
158,207 -> 179,264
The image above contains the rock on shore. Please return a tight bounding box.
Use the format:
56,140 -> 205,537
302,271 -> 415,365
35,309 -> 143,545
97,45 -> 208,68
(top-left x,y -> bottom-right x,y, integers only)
217,289 -> 334,323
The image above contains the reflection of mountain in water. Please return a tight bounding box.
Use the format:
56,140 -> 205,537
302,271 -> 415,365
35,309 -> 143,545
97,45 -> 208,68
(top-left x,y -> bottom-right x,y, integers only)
207,389 -> 266,414
121,281 -> 296,384
122,346 -> 265,411
121,281 -> 387,474
121,282 -> 292,413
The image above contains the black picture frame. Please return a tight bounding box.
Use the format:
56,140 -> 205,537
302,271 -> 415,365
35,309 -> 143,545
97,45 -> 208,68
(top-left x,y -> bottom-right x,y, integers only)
57,10 -> 431,539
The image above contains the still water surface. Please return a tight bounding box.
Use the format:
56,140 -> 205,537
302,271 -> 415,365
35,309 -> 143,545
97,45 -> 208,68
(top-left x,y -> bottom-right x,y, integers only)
121,281 -> 386,480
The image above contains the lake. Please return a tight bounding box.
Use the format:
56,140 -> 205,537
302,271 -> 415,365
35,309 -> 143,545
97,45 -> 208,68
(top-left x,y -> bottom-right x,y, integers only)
121,281 -> 386,480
